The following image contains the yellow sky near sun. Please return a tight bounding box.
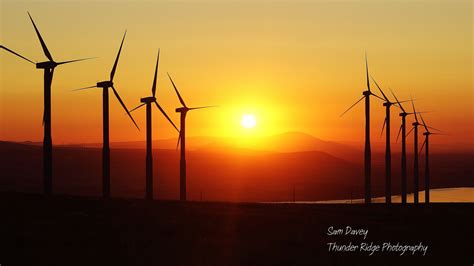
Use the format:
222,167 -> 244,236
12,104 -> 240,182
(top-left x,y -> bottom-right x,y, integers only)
0,0 -> 472,148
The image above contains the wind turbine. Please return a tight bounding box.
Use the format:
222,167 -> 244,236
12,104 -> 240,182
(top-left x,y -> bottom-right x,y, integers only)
129,50 -> 179,200
390,89 -> 414,205
1,12 -> 91,195
167,73 -> 215,201
407,98 -> 421,204
340,54 -> 383,204
419,113 -> 443,204
74,31 -> 138,198
371,77 -> 395,204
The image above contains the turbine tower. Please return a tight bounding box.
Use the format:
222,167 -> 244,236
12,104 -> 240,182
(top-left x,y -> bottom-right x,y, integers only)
340,54 -> 383,204
167,73 -> 215,201
1,12 -> 91,195
75,31 -> 139,198
129,50 -> 179,200
371,77 -> 394,204
419,113 -> 443,204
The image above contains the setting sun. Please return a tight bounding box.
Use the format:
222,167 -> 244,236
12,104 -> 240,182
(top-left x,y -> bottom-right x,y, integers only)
241,114 -> 257,129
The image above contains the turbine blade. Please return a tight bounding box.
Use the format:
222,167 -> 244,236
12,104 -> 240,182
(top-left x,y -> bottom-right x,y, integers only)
427,125 -> 443,132
189,105 -> 217,110
154,101 -> 179,132
110,31 -> 126,81
419,139 -> 427,155
370,92 -> 385,101
57,57 -> 95,65
152,49 -> 160,97
406,126 -> 414,137
398,99 -> 416,104
432,133 -> 448,136
419,113 -> 429,132
166,72 -> 187,107
389,88 -> 406,113
111,86 -> 139,130
396,124 -> 403,143
380,118 -> 386,137
365,52 -> 370,92
167,73 -> 187,107
176,130 -> 182,151
370,76 -> 389,102
130,103 -> 146,113
411,96 -> 418,123
27,12 -> 53,62
393,103 -> 402,110
0,45 -> 35,64
407,112 -> 431,116
408,111 -> 431,115
72,85 -> 97,91
340,96 -> 365,117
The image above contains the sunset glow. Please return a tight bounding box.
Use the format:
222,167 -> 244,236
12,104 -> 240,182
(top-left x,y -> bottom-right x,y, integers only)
0,0 -> 472,150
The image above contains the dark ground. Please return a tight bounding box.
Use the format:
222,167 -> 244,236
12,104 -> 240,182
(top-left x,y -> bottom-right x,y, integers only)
0,192 -> 473,266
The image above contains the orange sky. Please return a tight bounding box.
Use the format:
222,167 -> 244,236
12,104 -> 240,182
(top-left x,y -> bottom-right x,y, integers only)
1,0 -> 472,149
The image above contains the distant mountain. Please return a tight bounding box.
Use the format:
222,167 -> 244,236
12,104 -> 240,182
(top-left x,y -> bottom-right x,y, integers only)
0,140 -> 472,202
0,140 -> 360,202
202,132 -> 359,158
60,132 -> 361,161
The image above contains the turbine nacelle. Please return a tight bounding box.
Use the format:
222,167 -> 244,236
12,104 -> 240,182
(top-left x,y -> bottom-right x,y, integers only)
399,112 -> 408,117
36,61 -> 56,69
423,132 -> 431,136
176,107 -> 188,113
383,102 -> 394,107
412,122 -> 420,126
140,96 -> 156,103
362,90 -> 371,96
97,80 -> 113,88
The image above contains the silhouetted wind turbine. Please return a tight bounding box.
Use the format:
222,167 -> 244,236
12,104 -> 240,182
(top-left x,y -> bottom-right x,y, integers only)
168,73 -> 215,201
1,12 -> 91,195
390,89 -> 414,205
371,77 -> 395,204
407,98 -> 421,204
129,50 -> 179,200
74,31 -> 138,198
419,113 -> 444,204
341,54 -> 383,204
